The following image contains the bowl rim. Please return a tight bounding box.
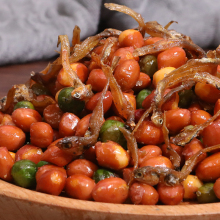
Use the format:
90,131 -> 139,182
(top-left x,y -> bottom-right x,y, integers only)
1,179 -> 220,218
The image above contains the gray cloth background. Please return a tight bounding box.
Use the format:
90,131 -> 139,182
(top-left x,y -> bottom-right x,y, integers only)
0,0 -> 219,65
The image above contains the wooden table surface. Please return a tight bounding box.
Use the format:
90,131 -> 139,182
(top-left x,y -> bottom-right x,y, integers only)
0,59 -> 54,98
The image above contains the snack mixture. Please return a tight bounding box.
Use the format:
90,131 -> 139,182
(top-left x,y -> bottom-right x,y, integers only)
1,3 -> 220,205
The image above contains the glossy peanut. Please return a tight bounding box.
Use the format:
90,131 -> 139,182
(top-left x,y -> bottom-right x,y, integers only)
12,108 -> 42,132
111,47 -> 139,66
182,138 -> 206,162
196,152 -> 220,182
118,29 -> 144,48
41,141 -> 75,167
85,91 -> 113,113
83,145 -> 97,164
114,59 -> 140,91
36,168 -> 67,196
30,122 -> 53,148
142,89 -> 179,111
144,37 -> 163,45
182,175 -> 203,200
15,144 -> 43,164
86,69 -> 107,92
57,62 -> 88,86
157,47 -> 187,69
0,147 -> 14,182
129,182 -> 159,205
92,177 -> 129,203
161,143 -> 184,165
140,155 -> 173,169
43,104 -> 63,129
95,141 -> 130,170
152,67 -> 175,88
190,110 -> 211,126
134,120 -> 164,145
133,72 -> 151,92
157,183 -> 184,205
112,92 -> 136,117
195,82 -> 220,104
36,165 -> 66,180
66,159 -> 98,178
75,113 -> 92,137
202,119 -> 220,147
165,109 -> 191,135
59,112 -> 80,137
0,125 -> 26,151
65,174 -> 96,200
138,145 -> 162,167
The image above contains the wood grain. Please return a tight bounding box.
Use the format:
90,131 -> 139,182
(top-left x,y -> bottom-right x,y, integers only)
0,179 -> 220,220
0,60 -> 54,98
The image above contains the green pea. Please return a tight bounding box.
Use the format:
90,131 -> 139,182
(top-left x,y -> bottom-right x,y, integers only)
11,159 -> 37,189
178,89 -> 194,108
31,83 -> 51,96
139,55 -> 158,78
93,169 -> 117,183
196,183 -> 218,203
13,101 -> 35,111
136,89 -> 151,109
36,161 -> 51,168
99,120 -> 127,149
58,87 -> 85,115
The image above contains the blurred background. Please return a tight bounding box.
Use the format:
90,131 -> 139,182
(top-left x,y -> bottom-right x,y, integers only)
0,0 -> 219,66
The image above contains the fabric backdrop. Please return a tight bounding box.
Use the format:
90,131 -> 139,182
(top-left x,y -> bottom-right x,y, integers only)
0,0 -> 219,65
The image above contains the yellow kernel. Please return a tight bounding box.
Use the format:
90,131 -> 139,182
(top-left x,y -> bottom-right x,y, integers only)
113,145 -> 130,169
119,29 -> 139,43
9,152 -> 15,161
153,67 -> 175,87
182,174 -> 203,200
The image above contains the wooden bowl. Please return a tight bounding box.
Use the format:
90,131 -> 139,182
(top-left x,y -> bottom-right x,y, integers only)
1,53 -> 220,220
1,179 -> 220,220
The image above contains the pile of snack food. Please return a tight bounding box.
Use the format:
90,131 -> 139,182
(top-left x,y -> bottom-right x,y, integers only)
1,3 -> 220,205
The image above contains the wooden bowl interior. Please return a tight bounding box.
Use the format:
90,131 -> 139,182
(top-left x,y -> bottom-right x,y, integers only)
1,179 -> 220,220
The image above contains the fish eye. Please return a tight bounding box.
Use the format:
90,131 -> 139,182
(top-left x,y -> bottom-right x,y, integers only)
135,171 -> 143,179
